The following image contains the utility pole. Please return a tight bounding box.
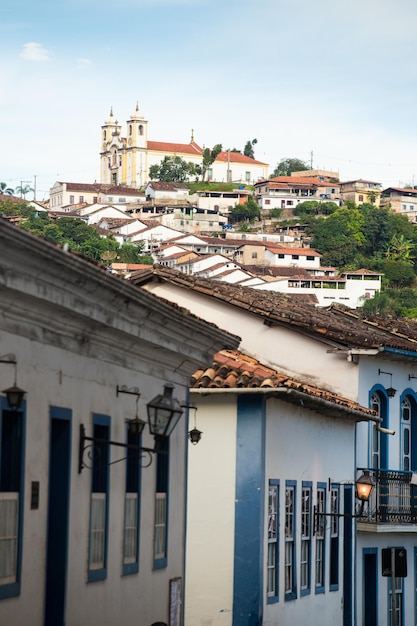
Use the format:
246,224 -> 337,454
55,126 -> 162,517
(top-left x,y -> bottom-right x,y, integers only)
310,150 -> 313,169
34,175 -> 37,201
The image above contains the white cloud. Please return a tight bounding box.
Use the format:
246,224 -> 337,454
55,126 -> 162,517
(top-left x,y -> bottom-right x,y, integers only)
76,57 -> 92,67
20,42 -> 51,62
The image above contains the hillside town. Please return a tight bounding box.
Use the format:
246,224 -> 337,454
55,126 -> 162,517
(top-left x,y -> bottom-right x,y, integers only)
2,104 -> 417,626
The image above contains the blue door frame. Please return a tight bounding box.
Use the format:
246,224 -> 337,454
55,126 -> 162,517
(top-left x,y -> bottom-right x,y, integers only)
44,407 -> 72,626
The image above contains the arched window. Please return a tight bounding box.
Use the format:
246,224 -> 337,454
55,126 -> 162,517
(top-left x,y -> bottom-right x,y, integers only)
138,125 -> 144,136
369,389 -> 388,469
129,124 -> 132,136
370,393 -> 381,469
103,130 -> 107,141
400,393 -> 417,471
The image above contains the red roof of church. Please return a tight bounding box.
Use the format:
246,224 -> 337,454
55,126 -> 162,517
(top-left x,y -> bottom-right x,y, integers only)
147,141 -> 203,155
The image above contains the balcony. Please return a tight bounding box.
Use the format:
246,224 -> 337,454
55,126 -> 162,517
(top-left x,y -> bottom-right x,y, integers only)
357,468 -> 417,528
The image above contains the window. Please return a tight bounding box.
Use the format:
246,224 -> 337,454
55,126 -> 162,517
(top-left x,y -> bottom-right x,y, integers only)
402,204 -> 407,211
0,402 -> 24,599
359,194 -> 364,201
245,171 -> 250,182
369,390 -> 388,469
119,197 -> 126,202
154,437 -> 169,569
252,252 -> 258,259
69,195 -> 74,204
123,427 -> 141,575
79,196 -> 84,203
267,481 -> 279,602
388,575 -> 404,626
265,200 -> 271,205
306,255 -> 315,261
88,415 -> 110,582
292,255 -> 299,260
278,254 -> 285,259
300,483 -> 312,596
329,487 -> 339,590
370,392 -> 382,468
401,398 -> 411,471
285,481 -> 296,600
315,484 -> 326,593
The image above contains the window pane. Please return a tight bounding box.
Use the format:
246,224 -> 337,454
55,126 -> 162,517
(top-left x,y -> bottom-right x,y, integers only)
0,494 -> 18,583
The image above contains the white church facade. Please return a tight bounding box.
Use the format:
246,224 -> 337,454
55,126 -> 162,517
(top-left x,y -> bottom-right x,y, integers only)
99,104 -> 268,188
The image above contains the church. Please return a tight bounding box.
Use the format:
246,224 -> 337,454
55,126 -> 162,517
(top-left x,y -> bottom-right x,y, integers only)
99,104 -> 268,188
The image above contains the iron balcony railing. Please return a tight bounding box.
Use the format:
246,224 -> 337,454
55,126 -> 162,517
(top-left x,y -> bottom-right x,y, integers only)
357,468 -> 417,525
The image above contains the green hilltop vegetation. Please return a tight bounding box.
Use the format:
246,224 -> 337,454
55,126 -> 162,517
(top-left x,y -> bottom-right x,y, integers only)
3,193 -> 417,317
0,198 -> 153,265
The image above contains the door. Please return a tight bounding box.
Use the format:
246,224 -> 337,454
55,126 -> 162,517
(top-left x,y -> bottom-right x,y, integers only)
44,408 -> 71,626
364,550 -> 377,626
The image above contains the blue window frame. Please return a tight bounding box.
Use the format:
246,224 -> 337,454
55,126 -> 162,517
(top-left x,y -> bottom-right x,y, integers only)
329,485 -> 339,591
284,480 -> 297,600
153,437 -> 169,569
315,482 -> 326,594
300,482 -> 312,596
122,426 -> 141,575
0,398 -> 25,599
88,414 -> 110,582
369,385 -> 389,469
267,479 -> 279,603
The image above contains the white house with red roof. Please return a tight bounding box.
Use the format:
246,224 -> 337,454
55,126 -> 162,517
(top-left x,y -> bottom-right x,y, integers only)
99,105 -> 268,188
50,181 -> 144,210
209,151 -> 268,185
254,176 -> 340,211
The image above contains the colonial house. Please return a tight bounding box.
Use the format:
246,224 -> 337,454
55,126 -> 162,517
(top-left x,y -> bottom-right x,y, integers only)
130,266 -> 417,626
380,187 -> 417,223
99,105 -> 268,187
208,151 -> 268,185
196,189 -> 252,213
339,179 -> 382,207
49,181 -> 144,210
253,268 -> 382,309
145,181 -> 190,202
254,176 -> 340,212
186,349 -> 375,626
0,220 -> 238,626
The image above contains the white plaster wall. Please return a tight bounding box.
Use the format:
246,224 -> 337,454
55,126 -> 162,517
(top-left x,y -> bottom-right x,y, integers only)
264,398 -> 356,626
143,283 -> 360,400
185,395 -> 237,626
0,330 -> 188,626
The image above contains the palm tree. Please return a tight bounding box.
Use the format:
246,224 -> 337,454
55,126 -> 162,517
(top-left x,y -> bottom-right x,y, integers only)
0,182 -> 14,195
15,184 -> 34,199
385,234 -> 415,265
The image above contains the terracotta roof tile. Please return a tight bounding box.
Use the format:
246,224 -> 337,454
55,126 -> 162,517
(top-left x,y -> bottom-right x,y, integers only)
190,350 -> 376,419
215,151 -> 268,166
147,141 -> 203,155
128,265 -> 417,353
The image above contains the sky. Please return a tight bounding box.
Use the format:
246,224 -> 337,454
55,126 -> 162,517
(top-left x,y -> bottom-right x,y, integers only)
1,0 -> 417,200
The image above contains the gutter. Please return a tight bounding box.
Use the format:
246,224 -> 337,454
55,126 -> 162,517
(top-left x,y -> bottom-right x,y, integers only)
190,386 -> 381,424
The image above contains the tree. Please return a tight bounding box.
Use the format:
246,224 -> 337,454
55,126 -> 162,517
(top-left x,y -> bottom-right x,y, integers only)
243,139 -> 258,159
201,143 -> 222,180
229,196 -> 260,224
310,208 -> 366,267
0,182 -> 14,195
15,183 -> 34,199
149,156 -> 196,182
381,259 -> 416,289
271,158 -> 311,178
385,234 -> 415,265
